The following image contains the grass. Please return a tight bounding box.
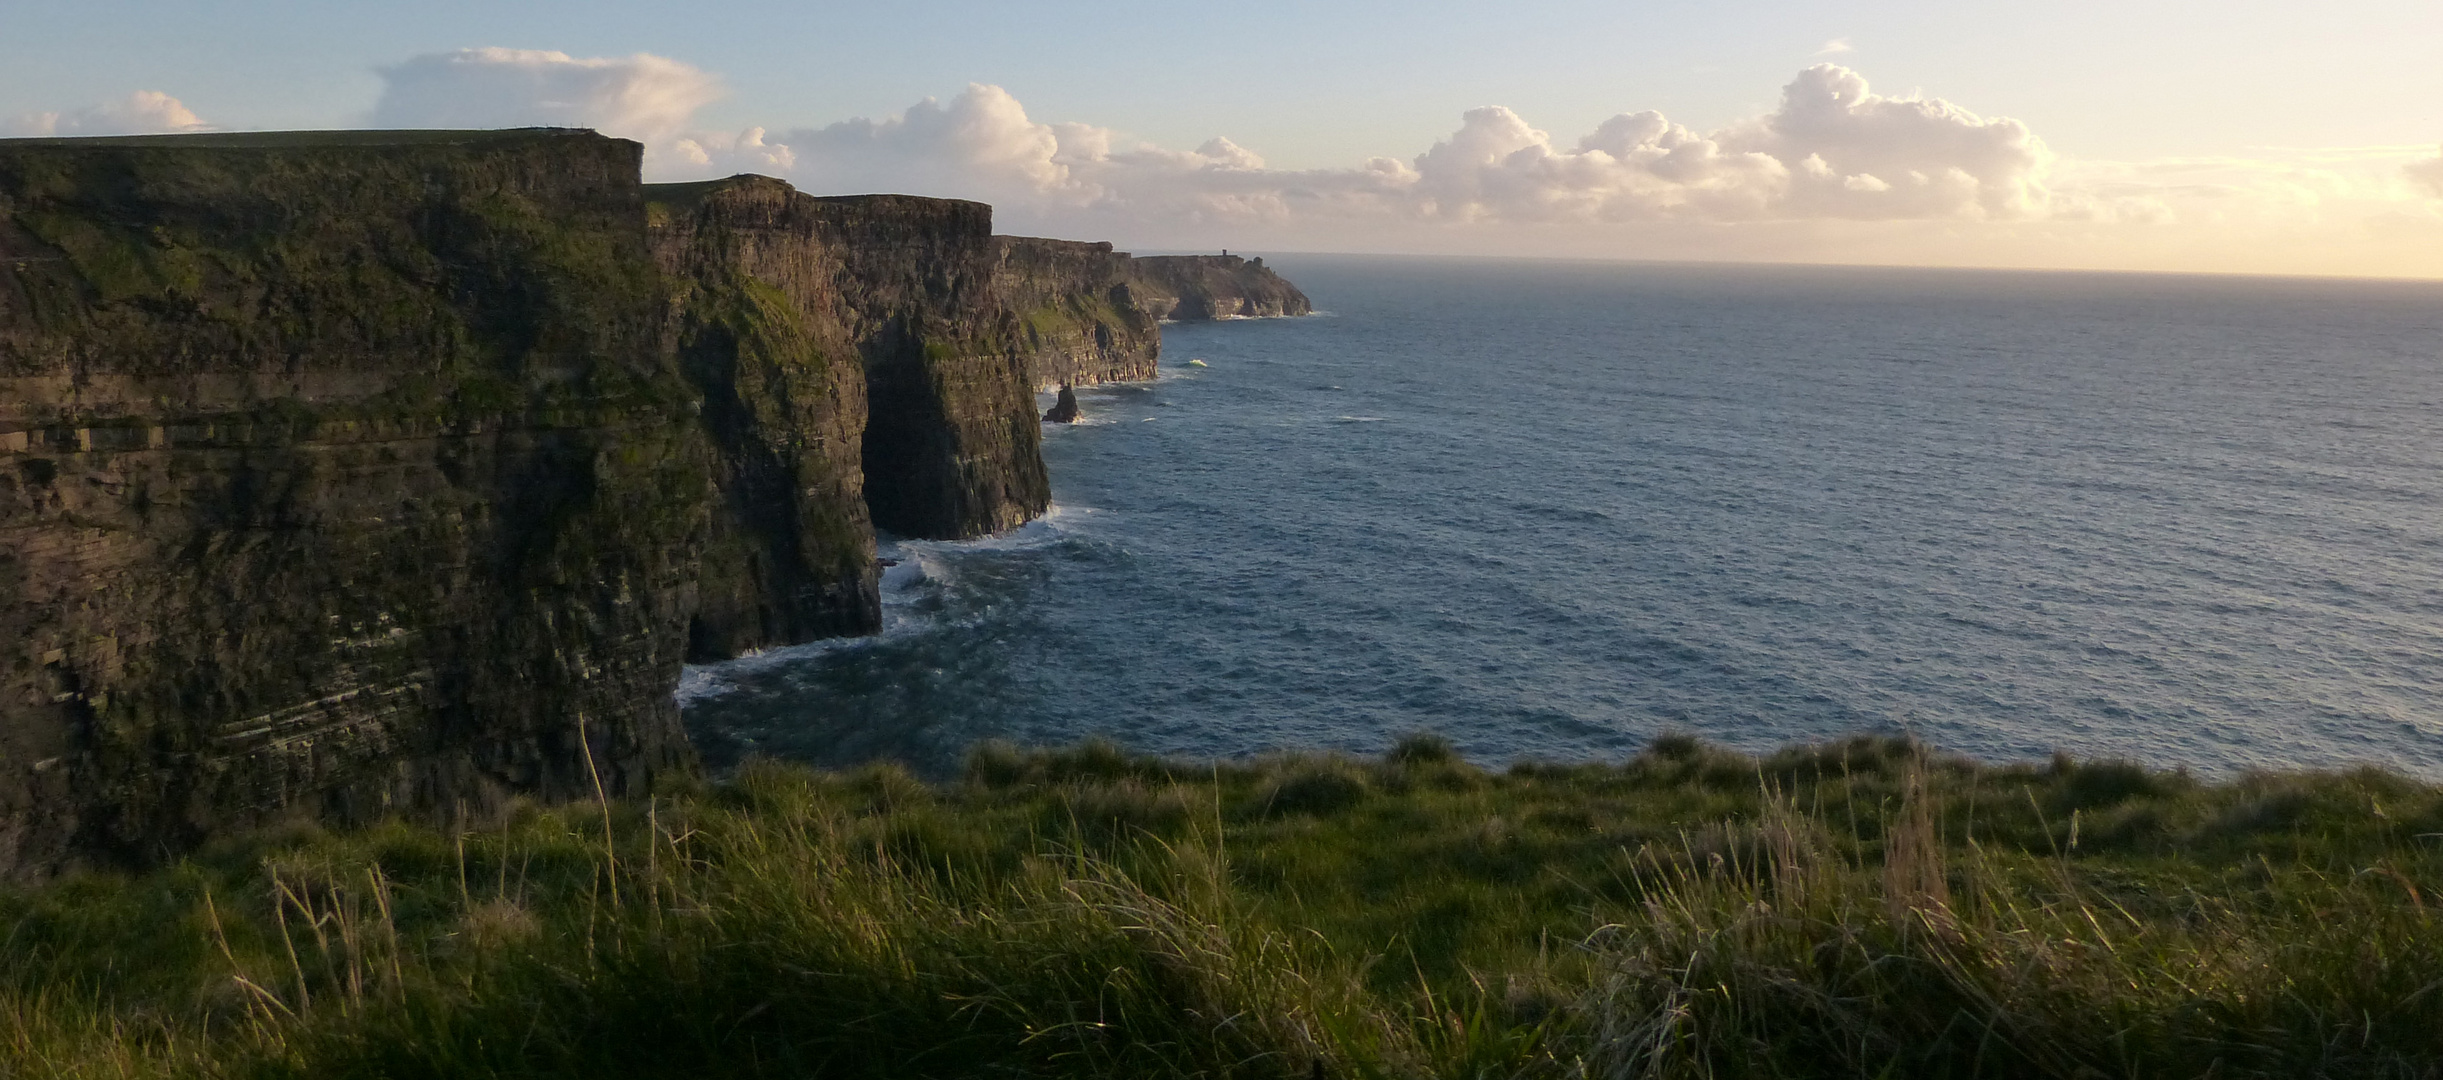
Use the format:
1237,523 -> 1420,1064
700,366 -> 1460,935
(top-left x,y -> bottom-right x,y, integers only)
4,733 -> 2440,1079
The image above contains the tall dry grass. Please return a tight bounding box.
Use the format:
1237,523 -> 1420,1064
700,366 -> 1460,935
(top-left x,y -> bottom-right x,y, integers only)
2,736 -> 2437,1079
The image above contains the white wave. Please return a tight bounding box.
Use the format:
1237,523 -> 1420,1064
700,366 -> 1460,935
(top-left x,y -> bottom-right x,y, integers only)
671,628 -> 894,704
676,505 -> 1089,704
884,502 -> 1089,570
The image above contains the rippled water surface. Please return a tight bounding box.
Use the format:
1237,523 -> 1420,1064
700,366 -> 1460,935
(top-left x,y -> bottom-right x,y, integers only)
682,258 -> 2443,776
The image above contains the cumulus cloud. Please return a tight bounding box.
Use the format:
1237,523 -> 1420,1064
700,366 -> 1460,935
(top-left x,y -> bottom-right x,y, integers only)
2409,148 -> 2443,197
1398,64 -> 2048,222
372,48 -> 721,141
737,83 -> 1410,225
671,64 -> 2048,229
784,84 -> 1075,200
1815,38 -> 1855,55
4,91 -> 209,137
309,48 -> 2443,272
351,52 -> 2050,230
1730,64 -> 2052,217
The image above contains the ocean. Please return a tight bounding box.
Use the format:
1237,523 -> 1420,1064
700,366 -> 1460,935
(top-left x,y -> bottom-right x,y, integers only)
678,256 -> 2443,778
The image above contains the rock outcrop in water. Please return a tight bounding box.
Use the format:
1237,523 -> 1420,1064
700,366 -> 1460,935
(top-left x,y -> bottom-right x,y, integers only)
1042,385 -> 1080,424
0,130 -> 704,876
0,133 -> 1308,878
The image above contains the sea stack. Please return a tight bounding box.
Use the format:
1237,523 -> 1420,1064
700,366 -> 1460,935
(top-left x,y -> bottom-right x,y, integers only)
1043,385 -> 1081,423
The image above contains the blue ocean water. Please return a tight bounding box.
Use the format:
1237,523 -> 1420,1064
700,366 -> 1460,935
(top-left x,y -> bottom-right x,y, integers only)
680,257 -> 2443,778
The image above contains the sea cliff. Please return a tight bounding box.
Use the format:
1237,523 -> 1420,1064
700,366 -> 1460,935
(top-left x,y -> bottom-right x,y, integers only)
1128,253 -> 1312,321
0,131 -> 704,876
646,177 -> 1054,658
989,242 -> 1314,390
647,177 -> 880,660
991,237 -> 1159,390
0,133 -> 1307,878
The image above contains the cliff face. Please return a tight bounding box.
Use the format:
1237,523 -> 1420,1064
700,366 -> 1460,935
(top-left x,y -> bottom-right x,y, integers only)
991,237 -> 1159,390
643,176 -> 1056,654
1128,254 -> 1312,321
0,130 -> 705,878
0,136 -> 1305,877
647,177 -> 879,660
811,195 -> 1048,541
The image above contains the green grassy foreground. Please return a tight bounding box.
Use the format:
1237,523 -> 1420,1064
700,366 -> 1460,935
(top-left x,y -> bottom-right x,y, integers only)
5,734 -> 2441,1079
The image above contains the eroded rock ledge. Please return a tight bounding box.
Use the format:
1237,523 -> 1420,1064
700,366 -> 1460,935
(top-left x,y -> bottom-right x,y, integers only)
0,132 -> 1308,878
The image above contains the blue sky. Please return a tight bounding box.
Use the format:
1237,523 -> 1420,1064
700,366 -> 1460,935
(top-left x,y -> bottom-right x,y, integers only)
8,1 -> 2443,275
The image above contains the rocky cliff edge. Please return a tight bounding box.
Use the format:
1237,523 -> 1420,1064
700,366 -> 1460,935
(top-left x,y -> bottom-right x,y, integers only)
1128,254 -> 1313,321
0,130 -> 704,876
0,138 -> 1306,878
991,237 -> 1160,391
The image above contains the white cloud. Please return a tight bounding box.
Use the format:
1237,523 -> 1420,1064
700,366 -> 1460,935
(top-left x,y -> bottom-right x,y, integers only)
1396,64 -> 2048,222
782,83 -> 1076,201
668,126 -> 797,175
318,47 -> 2443,275
4,91 -> 209,137
739,83 -> 1411,227
640,65 -> 2044,231
348,54 -> 2052,231
2409,147 -> 2443,198
371,48 -> 721,142
1728,64 -> 2053,218
1815,38 -> 1856,55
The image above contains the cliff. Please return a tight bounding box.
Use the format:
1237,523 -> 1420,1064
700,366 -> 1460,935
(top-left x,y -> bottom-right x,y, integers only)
647,177 -> 879,660
1128,254 -> 1311,321
644,176 -> 1054,656
990,237 -> 1159,390
792,194 -> 1047,542
0,136 -> 1305,877
0,130 -> 705,877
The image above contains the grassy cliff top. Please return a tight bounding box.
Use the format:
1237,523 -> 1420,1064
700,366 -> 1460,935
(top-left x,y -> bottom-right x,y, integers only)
0,127 -> 619,150
4,734 -> 2438,1078
641,174 -> 993,216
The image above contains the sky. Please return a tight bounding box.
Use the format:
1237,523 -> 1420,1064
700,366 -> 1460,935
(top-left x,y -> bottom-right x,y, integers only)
6,0 -> 2442,278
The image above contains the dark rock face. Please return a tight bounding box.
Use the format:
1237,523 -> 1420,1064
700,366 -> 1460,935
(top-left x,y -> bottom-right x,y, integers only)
795,195 -> 1048,541
991,237 -> 1159,390
647,177 -> 880,660
644,176 -> 1057,649
1042,385 -> 1080,424
0,134 -> 1308,878
0,130 -> 705,878
1128,254 -> 1312,321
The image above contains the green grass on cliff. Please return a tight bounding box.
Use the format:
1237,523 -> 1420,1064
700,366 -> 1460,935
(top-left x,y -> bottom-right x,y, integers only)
5,735 -> 2442,1079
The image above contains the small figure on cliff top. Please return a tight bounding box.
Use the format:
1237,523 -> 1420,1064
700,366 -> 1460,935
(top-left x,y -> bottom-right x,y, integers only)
1043,384 -> 1081,423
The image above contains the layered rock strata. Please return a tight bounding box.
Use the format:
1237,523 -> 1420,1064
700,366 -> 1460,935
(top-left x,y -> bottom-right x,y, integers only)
990,237 -> 1159,390
645,176 -> 1053,655
1128,254 -> 1312,321
647,177 -> 880,660
791,195 -> 1047,541
0,134 -> 1304,878
0,130 -> 705,877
